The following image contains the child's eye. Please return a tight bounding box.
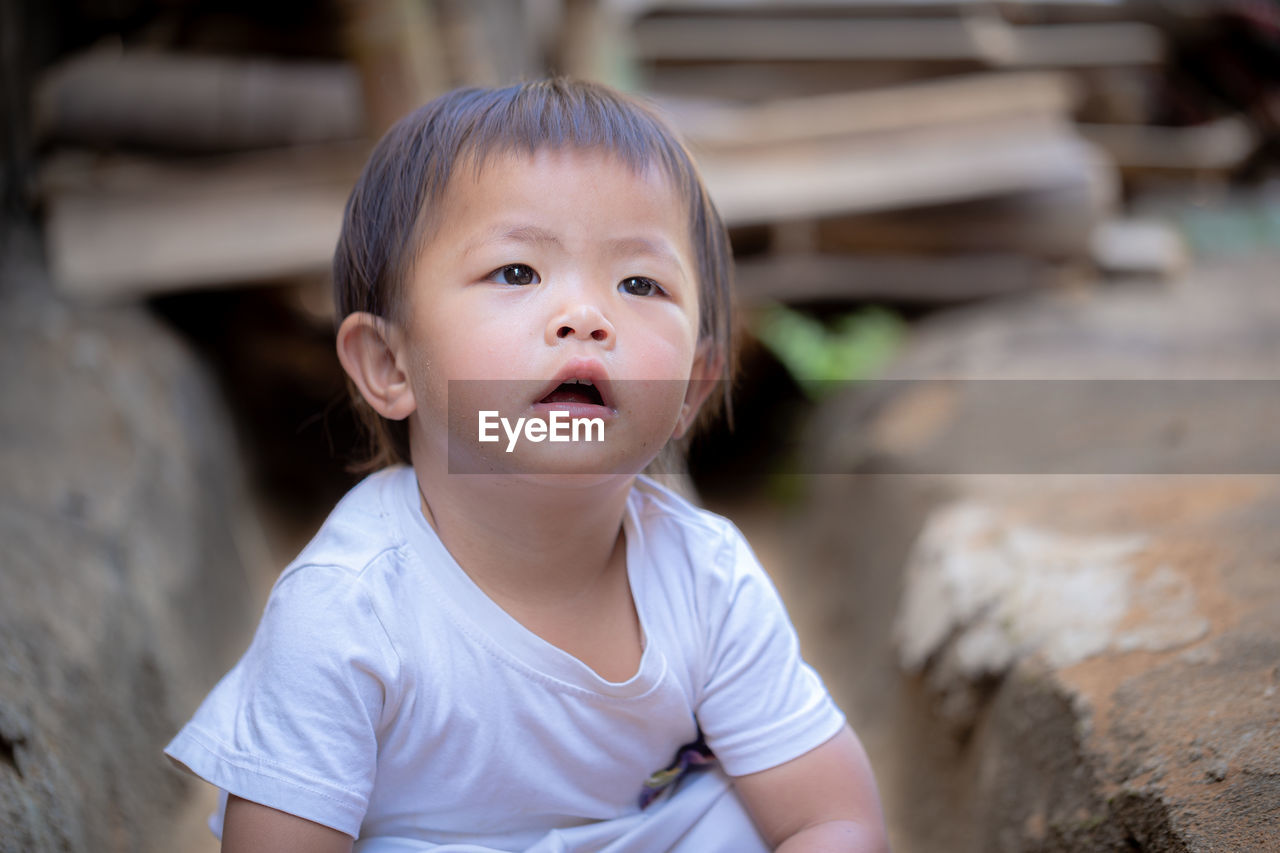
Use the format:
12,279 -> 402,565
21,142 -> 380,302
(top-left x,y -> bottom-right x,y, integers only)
488,264 -> 540,286
619,276 -> 664,297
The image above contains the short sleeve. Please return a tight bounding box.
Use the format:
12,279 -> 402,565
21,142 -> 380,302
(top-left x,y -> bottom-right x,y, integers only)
164,562 -> 400,838
694,528 -> 845,777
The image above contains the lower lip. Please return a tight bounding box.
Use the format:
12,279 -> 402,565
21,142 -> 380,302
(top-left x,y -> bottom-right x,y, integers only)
531,401 -> 616,421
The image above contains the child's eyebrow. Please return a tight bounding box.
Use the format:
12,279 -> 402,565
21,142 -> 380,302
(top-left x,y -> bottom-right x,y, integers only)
466,226 -> 684,270
465,225 -> 563,257
603,237 -> 683,269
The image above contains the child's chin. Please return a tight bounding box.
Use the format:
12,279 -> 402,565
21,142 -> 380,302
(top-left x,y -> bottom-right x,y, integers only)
449,441 -> 657,481
505,470 -> 638,491
509,443 -> 652,479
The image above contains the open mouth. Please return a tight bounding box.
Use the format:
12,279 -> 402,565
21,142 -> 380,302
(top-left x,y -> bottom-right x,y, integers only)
539,378 -> 605,407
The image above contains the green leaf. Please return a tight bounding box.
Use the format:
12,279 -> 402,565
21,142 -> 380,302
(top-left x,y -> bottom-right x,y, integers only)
753,304 -> 903,401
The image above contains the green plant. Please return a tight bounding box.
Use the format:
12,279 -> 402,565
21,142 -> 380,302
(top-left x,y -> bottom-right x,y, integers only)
753,303 -> 903,401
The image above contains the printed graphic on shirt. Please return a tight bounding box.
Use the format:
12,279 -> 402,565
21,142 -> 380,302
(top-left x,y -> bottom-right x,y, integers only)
640,732 -> 716,809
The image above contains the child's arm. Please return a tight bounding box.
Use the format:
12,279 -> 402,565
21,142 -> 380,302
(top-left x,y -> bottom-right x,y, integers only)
221,794 -> 354,853
733,725 -> 889,852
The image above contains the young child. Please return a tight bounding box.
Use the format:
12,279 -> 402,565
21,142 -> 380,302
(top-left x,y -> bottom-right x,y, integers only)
165,78 -> 887,852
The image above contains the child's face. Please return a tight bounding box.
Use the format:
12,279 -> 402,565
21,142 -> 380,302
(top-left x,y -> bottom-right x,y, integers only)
396,147 -> 710,476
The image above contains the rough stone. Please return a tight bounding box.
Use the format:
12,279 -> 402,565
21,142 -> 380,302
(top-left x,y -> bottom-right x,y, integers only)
783,253 -> 1280,852
0,226 -> 263,852
898,477 -> 1280,851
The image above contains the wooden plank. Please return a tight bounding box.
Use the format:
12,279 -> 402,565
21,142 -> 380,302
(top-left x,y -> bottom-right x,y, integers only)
41,146 -> 368,299
631,16 -> 1163,67
623,1 -> 1131,11
815,184 -> 1105,258
34,51 -> 366,151
624,0 -> 962,11
640,59 -> 983,102
1005,22 -> 1164,66
662,71 -> 1078,151
734,252 -> 1061,305
635,16 -> 982,62
1078,116 -> 1257,173
697,115 -> 1114,226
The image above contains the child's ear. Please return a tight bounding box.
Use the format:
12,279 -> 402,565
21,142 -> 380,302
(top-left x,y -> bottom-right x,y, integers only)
336,312 -> 416,421
671,342 -> 724,441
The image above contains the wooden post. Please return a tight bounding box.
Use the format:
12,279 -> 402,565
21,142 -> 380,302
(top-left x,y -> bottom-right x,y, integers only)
340,0 -> 451,134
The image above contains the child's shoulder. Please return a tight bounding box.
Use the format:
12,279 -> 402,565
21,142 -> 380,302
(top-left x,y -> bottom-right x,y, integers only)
282,466 -> 416,583
630,475 -> 735,535
628,475 -> 753,573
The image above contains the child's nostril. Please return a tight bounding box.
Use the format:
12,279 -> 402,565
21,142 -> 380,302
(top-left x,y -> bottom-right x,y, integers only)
557,326 -> 572,338
592,330 -> 607,341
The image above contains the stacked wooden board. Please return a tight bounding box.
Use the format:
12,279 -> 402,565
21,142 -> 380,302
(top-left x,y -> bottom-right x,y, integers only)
614,0 -> 1232,300
36,0 -> 1245,302
35,0 -> 543,301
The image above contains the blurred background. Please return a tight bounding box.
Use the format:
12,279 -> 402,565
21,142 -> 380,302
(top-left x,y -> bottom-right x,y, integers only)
3,1 -> 1280,851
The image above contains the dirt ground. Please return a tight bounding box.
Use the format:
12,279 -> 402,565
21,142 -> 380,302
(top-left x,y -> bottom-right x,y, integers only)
706,484 -> 926,853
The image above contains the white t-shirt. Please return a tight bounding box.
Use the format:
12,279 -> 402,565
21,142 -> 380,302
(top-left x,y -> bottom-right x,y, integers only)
165,467 -> 845,851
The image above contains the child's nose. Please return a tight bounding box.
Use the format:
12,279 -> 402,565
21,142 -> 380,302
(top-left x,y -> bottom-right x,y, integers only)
548,303 -> 615,347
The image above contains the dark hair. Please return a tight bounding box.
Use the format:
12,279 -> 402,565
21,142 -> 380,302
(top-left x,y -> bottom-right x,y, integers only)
333,78 -> 734,470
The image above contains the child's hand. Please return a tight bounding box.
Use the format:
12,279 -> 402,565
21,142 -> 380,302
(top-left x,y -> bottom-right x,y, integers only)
221,795 -> 354,853
734,726 -> 889,852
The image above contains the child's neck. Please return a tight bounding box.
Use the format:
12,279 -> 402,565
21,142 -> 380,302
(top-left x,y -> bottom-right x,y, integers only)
413,464 -> 634,606
413,465 -> 643,681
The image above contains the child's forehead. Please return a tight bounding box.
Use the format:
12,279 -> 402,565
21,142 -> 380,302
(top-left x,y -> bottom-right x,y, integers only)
418,145 -> 693,242
457,144 -> 680,193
